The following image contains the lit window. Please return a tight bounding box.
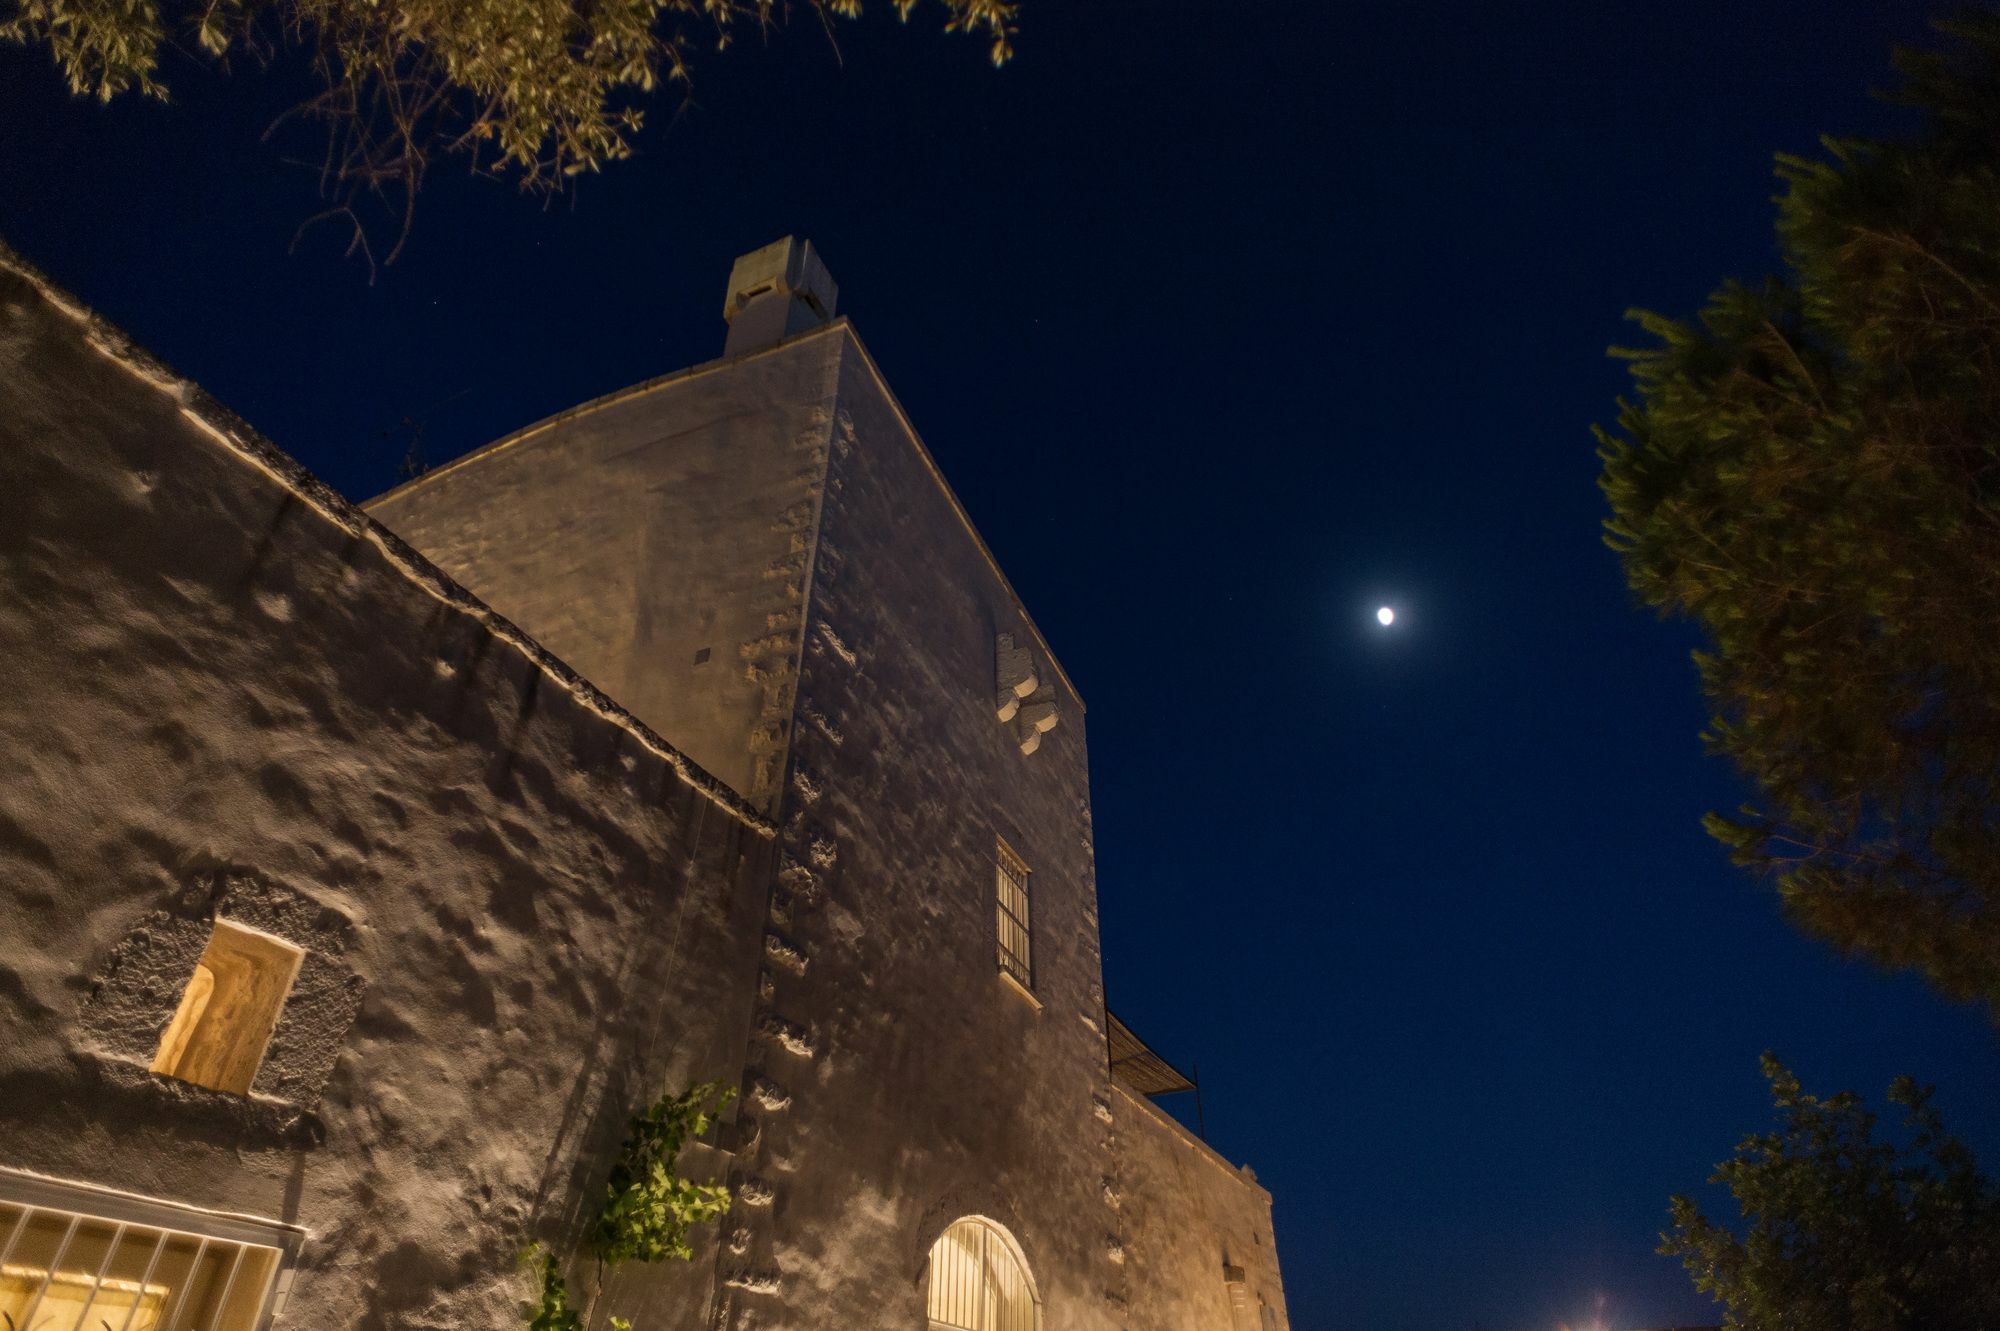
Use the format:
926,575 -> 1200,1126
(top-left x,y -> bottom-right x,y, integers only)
926,1217 -> 1040,1331
150,919 -> 303,1096
0,1171 -> 300,1331
993,840 -> 1033,992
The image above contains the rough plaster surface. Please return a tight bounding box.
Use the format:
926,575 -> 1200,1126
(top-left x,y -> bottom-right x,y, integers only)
0,239 -> 1288,1329
0,249 -> 777,1330
76,871 -> 364,1121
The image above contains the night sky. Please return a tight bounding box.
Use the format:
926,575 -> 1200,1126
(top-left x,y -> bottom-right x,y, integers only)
5,2 -> 1998,1328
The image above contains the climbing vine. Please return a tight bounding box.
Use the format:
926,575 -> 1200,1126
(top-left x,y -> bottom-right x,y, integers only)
591,1080 -> 736,1264
524,1079 -> 735,1329
524,1247 -> 583,1331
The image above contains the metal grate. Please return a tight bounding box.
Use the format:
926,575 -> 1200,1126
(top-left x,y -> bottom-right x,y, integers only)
926,1217 -> 1039,1331
993,839 -> 1033,991
0,1177 -> 296,1331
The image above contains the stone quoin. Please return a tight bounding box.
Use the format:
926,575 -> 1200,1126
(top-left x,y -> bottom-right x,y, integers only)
0,236 -> 1289,1331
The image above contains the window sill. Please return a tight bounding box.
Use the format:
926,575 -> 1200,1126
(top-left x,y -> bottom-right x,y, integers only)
998,969 -> 1043,1011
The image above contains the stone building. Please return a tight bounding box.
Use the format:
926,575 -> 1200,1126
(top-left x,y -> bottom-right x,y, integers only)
0,237 -> 1289,1331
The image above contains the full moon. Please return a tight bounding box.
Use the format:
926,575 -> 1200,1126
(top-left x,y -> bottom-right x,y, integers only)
1376,606 -> 1396,626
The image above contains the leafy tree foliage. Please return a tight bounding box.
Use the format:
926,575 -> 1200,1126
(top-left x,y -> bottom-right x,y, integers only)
1662,1056 -> 2000,1330
1597,15 -> 2000,1011
2,0 -> 1016,269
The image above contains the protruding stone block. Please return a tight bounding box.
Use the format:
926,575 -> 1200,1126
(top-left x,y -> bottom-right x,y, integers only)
750,1076 -> 792,1112
764,930 -> 808,975
756,1012 -> 817,1058
1015,684 -> 1059,755
995,633 -> 1038,721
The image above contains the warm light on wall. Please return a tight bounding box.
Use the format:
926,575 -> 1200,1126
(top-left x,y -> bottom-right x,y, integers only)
926,1217 -> 1040,1331
150,918 -> 303,1095
0,1202 -> 283,1331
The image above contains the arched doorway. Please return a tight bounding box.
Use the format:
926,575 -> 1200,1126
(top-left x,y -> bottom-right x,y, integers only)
924,1216 -> 1041,1331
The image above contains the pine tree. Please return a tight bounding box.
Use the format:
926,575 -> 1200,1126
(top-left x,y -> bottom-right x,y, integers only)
1598,15 -> 2000,1013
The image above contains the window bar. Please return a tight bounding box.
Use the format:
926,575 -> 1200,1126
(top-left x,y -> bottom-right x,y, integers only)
969,1224 -> 978,1330
156,1236 -> 209,1331
66,1219 -> 129,1331
960,1221 -> 975,1331
16,1210 -> 84,1330
991,1222 -> 1004,1331
1011,1248 -> 1023,1329
116,1227 -> 173,1331
0,1202 -> 31,1271
966,1222 -> 976,1330
199,1240 -> 250,1331
998,1229 -> 1012,1331
994,844 -> 1033,989
998,1224 -> 1011,1331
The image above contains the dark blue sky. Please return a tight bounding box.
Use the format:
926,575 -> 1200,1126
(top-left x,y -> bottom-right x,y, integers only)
5,2 -> 1997,1328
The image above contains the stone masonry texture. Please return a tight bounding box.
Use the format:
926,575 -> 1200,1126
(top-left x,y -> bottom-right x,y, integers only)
0,239 -> 1289,1330
0,249 -> 775,1329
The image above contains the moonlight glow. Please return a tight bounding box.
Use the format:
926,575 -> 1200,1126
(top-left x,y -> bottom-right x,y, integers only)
1376,606 -> 1395,626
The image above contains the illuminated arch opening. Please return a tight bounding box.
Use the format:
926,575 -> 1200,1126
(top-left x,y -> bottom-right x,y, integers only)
925,1216 -> 1040,1331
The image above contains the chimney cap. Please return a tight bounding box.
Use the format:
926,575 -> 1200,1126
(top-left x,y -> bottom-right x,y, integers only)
723,237 -> 838,324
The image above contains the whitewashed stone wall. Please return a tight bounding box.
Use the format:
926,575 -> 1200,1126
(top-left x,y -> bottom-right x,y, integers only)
0,247 -> 777,1330
364,309 -> 1290,1329
0,237 -> 1290,1330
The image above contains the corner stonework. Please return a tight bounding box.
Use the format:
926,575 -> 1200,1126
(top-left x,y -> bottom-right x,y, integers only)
995,632 -> 1060,755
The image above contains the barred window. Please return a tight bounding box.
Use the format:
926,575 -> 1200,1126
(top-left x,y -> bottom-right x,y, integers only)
993,839 -> 1033,991
0,1170 -> 302,1331
926,1216 -> 1040,1331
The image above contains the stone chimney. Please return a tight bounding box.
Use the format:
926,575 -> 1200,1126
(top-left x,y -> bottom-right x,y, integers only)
722,237 -> 838,357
